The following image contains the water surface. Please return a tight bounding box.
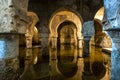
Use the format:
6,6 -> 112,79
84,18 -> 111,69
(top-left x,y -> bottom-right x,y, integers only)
19,45 -> 110,80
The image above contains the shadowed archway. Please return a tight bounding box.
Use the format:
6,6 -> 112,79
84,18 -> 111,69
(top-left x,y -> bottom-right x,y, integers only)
57,21 -> 77,47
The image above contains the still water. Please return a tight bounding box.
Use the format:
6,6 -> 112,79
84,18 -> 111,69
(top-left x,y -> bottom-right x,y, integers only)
19,45 -> 110,80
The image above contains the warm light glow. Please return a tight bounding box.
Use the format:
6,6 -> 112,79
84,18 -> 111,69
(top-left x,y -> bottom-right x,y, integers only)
49,10 -> 82,38
94,7 -> 104,21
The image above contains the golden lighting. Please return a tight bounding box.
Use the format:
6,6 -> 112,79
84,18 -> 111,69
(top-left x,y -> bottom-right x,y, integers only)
94,7 -> 104,21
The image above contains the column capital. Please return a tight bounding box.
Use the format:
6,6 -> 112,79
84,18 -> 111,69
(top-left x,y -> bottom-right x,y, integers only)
83,36 -> 92,41
78,37 -> 83,40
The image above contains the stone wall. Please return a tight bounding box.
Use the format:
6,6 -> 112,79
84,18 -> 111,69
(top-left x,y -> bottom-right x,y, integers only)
0,0 -> 28,33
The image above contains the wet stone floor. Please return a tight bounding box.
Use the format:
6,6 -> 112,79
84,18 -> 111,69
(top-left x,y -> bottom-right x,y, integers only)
19,45 -> 111,80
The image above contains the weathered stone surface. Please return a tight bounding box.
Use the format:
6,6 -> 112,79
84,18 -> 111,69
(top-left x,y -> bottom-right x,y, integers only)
102,10 -> 112,30
0,0 -> 28,33
82,21 -> 94,36
107,31 -> 120,80
104,0 -> 120,29
0,58 -> 19,80
103,1 -> 120,79
0,34 -> 19,59
0,34 -> 19,80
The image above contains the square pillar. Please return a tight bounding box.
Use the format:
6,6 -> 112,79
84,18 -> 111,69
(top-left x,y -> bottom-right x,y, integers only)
0,0 -> 29,79
106,30 -> 120,80
0,34 -> 19,80
78,37 -> 83,49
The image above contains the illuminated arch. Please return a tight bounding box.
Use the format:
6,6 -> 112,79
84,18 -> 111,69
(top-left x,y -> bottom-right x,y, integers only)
49,9 -> 83,38
94,7 -> 104,35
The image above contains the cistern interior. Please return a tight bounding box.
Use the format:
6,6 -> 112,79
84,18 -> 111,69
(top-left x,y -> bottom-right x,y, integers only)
1,0 -> 120,80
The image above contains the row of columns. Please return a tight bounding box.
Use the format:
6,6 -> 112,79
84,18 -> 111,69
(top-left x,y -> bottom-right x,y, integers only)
0,0 -> 120,80
50,37 -> 83,49
49,46 -> 110,80
49,46 -> 84,80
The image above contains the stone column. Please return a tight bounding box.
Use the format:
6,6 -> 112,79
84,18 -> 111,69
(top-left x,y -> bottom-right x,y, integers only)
82,57 -> 95,80
83,36 -> 91,57
78,37 -> 83,48
82,21 -> 94,57
49,48 -> 62,79
0,0 -> 28,79
75,58 -> 84,80
49,47 -> 57,60
51,37 -> 57,48
20,49 -> 36,80
78,49 -> 83,58
107,30 -> 120,79
103,0 -> 120,79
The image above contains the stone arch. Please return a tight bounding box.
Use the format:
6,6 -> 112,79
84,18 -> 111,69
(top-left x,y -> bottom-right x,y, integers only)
19,12 -> 40,47
49,47 -> 82,79
49,9 -> 83,48
94,7 -> 104,21
57,46 -> 78,78
25,11 -> 39,48
94,7 -> 112,48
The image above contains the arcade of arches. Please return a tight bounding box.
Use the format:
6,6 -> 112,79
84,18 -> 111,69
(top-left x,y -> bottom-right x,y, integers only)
0,0 -> 120,80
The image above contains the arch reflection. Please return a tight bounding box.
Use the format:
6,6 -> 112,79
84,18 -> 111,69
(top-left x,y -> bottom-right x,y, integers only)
49,44 -> 84,80
19,45 -> 110,80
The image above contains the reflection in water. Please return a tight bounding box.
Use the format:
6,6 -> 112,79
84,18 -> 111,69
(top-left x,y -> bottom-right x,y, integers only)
19,45 -> 110,80
20,49 -> 36,80
57,45 -> 78,78
0,35 -> 19,80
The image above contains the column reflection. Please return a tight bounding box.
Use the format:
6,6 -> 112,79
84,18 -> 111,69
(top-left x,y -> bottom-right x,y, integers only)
82,46 -> 110,80
20,48 -> 37,80
49,45 -> 84,80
